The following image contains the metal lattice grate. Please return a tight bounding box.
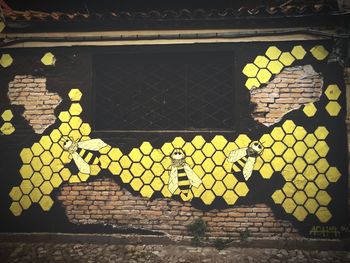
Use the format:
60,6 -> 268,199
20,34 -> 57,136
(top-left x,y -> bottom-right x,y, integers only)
94,51 -> 235,131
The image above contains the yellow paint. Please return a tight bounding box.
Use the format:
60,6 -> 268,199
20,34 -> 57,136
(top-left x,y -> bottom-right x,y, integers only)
271,190 -> 285,204
325,167 -> 341,183
315,207 -> 332,223
282,198 -> 297,213
325,101 -> 341,116
310,45 -> 329,60
1,109 -> 13,121
278,52 -> 295,66
41,52 -> 56,66
68,89 -> 83,102
0,54 -> 13,68
325,84 -> 341,100
254,55 -> 269,68
303,103 -> 317,117
267,60 -> 283,74
245,78 -> 260,90
242,63 -> 259,78
256,68 -> 272,84
39,196 -> 54,211
0,22 -> 5,33
293,206 -> 308,221
291,45 -> 306,60
304,199 -> 318,213
222,190 -> 238,205
265,46 -> 282,60
0,122 -> 15,135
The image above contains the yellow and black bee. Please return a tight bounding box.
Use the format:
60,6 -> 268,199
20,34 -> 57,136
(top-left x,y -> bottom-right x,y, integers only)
227,141 -> 264,181
168,149 -> 202,198
61,137 -> 107,174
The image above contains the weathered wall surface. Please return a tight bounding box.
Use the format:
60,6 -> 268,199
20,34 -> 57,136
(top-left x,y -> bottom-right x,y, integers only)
58,178 -> 300,239
0,42 -> 348,240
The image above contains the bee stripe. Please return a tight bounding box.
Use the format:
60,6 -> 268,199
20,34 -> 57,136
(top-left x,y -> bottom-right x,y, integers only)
235,159 -> 246,170
179,184 -> 190,190
178,175 -> 189,181
178,168 -> 185,173
85,152 -> 94,163
77,149 -> 87,158
232,164 -> 241,172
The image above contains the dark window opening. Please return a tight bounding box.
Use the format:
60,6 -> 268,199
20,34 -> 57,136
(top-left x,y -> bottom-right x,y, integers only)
93,50 -> 236,131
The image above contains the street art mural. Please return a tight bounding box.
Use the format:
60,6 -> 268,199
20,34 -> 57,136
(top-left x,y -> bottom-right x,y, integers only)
0,41 -> 348,237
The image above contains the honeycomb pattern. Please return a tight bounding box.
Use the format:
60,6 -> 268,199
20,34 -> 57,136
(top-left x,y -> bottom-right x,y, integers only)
9,89 -> 99,216
0,53 -> 13,68
303,103 -> 317,117
41,52 -> 56,66
324,84 -> 341,117
9,89 -> 341,224
242,45 -> 306,90
0,109 -> 15,135
270,121 -> 339,223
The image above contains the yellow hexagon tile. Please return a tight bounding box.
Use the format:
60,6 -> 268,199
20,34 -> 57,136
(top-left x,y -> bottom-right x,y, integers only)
282,149 -> 296,163
293,191 -> 307,205
50,129 -> 62,143
291,45 -> 306,60
40,181 -> 53,195
281,165 -> 296,181
150,177 -> 163,191
315,207 -> 332,223
271,127 -> 285,141
20,195 -> 32,210
1,109 -> 13,121
69,103 -> 83,116
19,164 -> 33,179
242,63 -> 259,77
245,78 -> 260,90
0,54 -> 13,68
303,103 -> 317,117
272,190 -> 285,204
304,199 -> 319,214
171,137 -> 185,148
325,101 -> 341,116
202,174 -> 215,189
41,52 -> 56,66
29,188 -> 43,203
68,89 -> 83,102
294,141 -> 307,156
293,206 -> 308,221
222,190 -> 238,205
293,126 -> 307,140
282,198 -> 297,214
304,149 -> 319,164
315,158 -> 330,173
256,68 -> 272,84
271,142 -> 287,156
310,45 -> 329,61
314,127 -> 329,140
0,122 -> 15,135
108,162 -> 122,175
259,134 -> 274,147
282,120 -> 296,134
10,202 -> 22,216
31,172 -> 44,187
120,170 -> 133,183
191,136 -> 206,149
39,195 -> 54,211
211,135 -> 228,150
9,186 -> 23,201
20,149 -> 33,164
325,167 -> 341,183
201,190 -> 215,205
259,163 -> 274,179
304,182 -> 318,198
20,180 -> 33,195
69,116 -> 82,129
282,182 -> 296,198
192,151 -> 206,165
265,46 -> 282,60
293,174 -> 307,190
267,60 -> 283,74
108,148 -> 123,161
325,84 -> 341,100
222,174 -> 238,189
279,52 -> 295,66
254,55 -> 269,68
271,157 -> 285,171
315,174 -> 329,190
304,165 -> 318,181
316,191 -> 331,206
234,182 -> 249,197
314,141 -> 329,158
212,181 -> 226,196
130,178 -> 143,191
140,185 -> 154,198
235,134 -> 251,148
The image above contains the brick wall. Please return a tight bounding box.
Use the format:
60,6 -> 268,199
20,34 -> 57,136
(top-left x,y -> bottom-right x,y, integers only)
58,179 -> 300,239
251,65 -> 323,126
8,75 -> 62,134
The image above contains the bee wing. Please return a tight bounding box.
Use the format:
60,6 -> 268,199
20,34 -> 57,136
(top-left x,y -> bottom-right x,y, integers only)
243,157 -> 256,181
227,148 -> 247,163
72,152 -> 91,174
168,167 -> 178,194
184,164 -> 202,188
77,139 -> 107,151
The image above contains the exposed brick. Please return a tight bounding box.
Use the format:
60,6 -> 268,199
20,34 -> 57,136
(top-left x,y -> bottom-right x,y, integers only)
251,65 -> 323,126
58,178 -> 300,239
7,75 -> 62,134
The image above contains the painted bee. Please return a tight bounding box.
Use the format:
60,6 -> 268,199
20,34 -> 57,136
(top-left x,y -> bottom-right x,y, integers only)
227,141 -> 264,181
168,149 -> 202,198
61,137 -> 107,174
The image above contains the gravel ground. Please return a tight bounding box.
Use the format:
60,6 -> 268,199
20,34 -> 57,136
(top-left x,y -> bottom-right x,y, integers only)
0,243 -> 350,263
